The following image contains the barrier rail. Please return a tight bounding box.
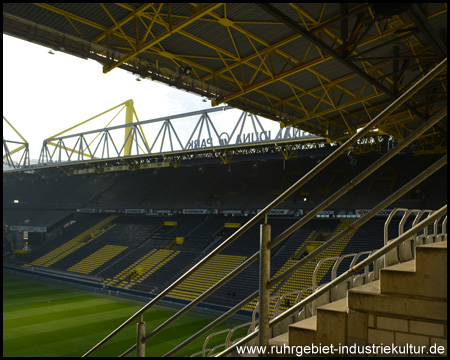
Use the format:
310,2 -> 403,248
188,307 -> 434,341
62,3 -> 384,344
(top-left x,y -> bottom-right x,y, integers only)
83,58 -> 447,357
215,204 -> 447,357
213,210 -> 445,355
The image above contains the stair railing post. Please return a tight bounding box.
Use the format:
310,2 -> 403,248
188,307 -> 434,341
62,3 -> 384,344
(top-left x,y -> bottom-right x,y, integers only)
136,314 -> 146,357
259,219 -> 271,353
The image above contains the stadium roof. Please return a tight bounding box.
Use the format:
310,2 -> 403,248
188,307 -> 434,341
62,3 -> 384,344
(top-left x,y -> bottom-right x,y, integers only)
3,3 -> 447,153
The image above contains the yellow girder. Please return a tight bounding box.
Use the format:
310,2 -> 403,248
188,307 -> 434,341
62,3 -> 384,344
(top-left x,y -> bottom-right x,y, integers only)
3,116 -> 29,159
4,3 -> 446,154
103,3 -> 224,74
93,3 -> 154,43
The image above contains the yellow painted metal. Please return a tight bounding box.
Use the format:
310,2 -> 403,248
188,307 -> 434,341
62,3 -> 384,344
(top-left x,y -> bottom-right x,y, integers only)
124,99 -> 134,156
45,100 -> 131,140
3,116 -> 28,159
3,116 -> 27,143
213,149 -> 234,165
164,156 -> 182,169
175,237 -> 184,244
34,3 -> 106,32
43,99 -> 148,159
94,3 -> 153,43
275,144 -> 296,160
224,223 -> 241,229
103,3 -> 224,74
7,3 -> 445,155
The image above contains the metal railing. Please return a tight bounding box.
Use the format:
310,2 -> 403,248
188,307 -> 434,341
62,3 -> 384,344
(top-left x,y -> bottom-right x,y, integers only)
83,57 -> 447,357
212,207 -> 446,354
216,204 -> 447,357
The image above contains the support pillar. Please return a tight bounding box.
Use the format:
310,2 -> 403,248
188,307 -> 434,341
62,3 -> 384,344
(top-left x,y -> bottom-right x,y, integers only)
259,223 -> 271,354
136,315 -> 146,357
124,99 -> 134,156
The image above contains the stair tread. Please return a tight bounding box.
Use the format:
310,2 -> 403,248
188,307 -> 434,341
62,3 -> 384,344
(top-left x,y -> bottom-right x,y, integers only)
269,332 -> 288,346
289,315 -> 316,331
317,297 -> 347,313
285,241 -> 447,347
348,280 -> 380,296
381,259 -> 415,273
418,241 -> 447,250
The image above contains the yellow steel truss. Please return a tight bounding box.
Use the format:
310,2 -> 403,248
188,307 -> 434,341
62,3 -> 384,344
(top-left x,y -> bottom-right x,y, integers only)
44,100 -> 147,158
4,3 -> 447,154
3,116 -> 28,159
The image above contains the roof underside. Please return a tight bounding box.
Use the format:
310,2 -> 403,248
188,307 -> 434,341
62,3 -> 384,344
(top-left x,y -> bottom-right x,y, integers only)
3,3 -> 447,154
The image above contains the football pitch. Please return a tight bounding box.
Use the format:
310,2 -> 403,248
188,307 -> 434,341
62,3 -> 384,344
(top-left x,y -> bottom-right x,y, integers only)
3,274 -> 246,357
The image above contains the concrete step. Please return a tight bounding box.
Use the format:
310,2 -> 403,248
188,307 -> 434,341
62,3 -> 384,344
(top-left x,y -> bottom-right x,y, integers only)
288,315 -> 317,346
347,280 -> 446,321
269,241 -> 447,351
270,332 -> 288,347
289,298 -> 348,346
315,298 -> 348,345
269,333 -> 293,357
380,241 -> 447,299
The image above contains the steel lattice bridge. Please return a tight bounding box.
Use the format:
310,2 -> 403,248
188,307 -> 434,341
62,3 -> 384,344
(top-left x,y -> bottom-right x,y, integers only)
3,100 -> 388,179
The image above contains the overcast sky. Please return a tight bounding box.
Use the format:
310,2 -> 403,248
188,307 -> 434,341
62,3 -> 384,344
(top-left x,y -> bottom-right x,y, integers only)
3,34 -> 281,162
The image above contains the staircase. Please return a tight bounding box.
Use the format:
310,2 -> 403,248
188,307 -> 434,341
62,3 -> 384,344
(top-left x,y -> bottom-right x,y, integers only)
270,241 -> 447,355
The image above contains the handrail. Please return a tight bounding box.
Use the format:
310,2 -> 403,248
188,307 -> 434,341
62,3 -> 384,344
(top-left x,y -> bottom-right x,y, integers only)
251,295 -> 281,332
191,349 -> 211,358
416,210 -> 434,236
348,251 -> 372,275
332,251 -> 372,300
269,110 -> 446,287
401,210 -> 434,261
295,286 -> 313,305
384,208 -> 408,246
215,204 -> 447,357
202,328 -> 231,358
274,289 -> 303,318
331,253 -> 357,281
440,216 -> 447,236
225,322 -> 253,349
133,154 -> 449,357
167,152 -> 445,357
208,344 -> 226,357
433,215 -> 446,237
267,106 -> 447,261
399,209 -> 420,237
83,57 -> 447,357
312,256 -> 339,293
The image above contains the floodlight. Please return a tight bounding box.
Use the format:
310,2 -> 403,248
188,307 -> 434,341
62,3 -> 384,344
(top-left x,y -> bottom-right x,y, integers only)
183,65 -> 192,75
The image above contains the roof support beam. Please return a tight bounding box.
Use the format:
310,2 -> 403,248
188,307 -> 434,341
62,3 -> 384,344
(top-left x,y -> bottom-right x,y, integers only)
93,3 -> 154,43
340,3 -> 348,56
102,3 -> 223,74
407,3 -> 447,58
256,3 -> 430,125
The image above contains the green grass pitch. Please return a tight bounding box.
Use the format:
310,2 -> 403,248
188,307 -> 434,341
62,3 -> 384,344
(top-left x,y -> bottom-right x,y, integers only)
3,274 -> 246,357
